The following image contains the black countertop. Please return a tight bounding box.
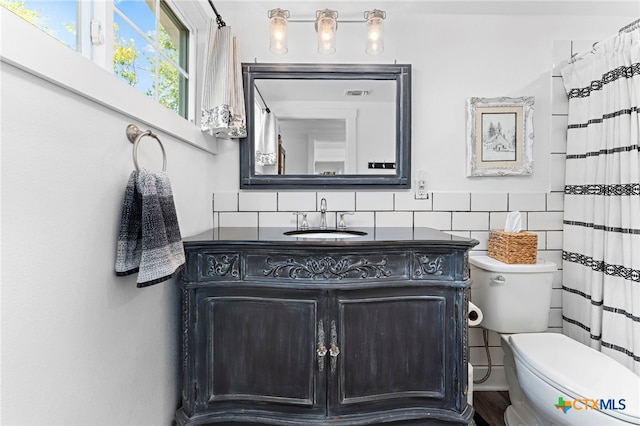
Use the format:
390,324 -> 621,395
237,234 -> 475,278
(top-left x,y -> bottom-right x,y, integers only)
184,227 -> 479,249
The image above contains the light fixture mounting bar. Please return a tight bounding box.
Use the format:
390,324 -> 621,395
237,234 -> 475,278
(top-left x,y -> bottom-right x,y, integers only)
287,19 -> 365,23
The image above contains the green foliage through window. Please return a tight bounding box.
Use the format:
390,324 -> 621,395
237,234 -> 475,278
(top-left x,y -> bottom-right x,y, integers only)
1,0 -> 189,118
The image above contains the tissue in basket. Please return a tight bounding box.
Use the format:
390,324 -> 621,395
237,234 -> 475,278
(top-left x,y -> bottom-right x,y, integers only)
488,230 -> 538,264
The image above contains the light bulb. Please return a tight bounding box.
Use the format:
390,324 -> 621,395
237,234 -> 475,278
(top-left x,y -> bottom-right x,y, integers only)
365,9 -> 385,55
315,9 -> 337,54
269,9 -> 289,54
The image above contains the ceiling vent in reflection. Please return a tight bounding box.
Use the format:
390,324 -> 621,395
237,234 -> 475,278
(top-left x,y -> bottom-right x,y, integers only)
345,90 -> 371,96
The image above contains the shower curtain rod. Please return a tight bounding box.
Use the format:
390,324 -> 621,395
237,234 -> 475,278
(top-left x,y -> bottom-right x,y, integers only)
619,17 -> 640,33
207,0 -> 226,28
569,17 -> 639,64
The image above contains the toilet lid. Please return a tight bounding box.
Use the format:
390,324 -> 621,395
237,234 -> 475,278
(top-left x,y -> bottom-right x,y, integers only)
509,333 -> 640,423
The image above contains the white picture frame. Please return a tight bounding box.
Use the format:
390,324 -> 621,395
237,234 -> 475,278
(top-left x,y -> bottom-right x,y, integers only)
466,96 -> 534,177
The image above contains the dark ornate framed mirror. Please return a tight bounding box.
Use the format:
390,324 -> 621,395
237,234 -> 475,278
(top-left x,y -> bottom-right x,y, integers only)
240,63 -> 411,189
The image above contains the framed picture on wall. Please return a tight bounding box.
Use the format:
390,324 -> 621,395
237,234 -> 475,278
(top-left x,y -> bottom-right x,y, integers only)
466,96 -> 534,176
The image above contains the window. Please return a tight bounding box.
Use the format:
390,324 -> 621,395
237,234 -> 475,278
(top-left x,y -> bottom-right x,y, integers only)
1,0 -> 190,118
113,0 -> 189,117
0,0 -> 78,50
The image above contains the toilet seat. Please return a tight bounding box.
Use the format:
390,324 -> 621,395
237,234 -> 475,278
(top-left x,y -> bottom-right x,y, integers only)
509,333 -> 640,424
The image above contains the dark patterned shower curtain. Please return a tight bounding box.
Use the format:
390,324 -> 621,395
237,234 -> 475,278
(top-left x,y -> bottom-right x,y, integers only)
560,27 -> 640,375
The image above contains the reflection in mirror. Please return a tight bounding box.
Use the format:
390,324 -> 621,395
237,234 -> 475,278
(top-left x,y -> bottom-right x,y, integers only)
240,63 -> 411,189
254,79 -> 396,176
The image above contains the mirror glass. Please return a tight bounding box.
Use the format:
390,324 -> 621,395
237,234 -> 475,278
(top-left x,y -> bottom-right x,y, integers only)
240,63 -> 411,189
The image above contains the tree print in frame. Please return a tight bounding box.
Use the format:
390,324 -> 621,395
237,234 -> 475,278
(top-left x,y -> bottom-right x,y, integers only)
466,96 -> 534,176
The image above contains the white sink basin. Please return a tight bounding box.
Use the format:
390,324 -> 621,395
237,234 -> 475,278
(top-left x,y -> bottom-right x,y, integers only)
284,229 -> 367,239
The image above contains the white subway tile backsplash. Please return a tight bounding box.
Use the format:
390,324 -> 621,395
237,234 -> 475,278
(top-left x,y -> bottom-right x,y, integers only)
490,211 -> 528,230
213,192 -> 238,212
317,192 -> 355,212
549,308 -> 563,328
394,191 -> 433,211
551,288 -> 562,308
219,212 -> 258,227
547,231 -> 564,250
357,192 -> 393,211
470,347 -> 505,367
550,154 -> 566,192
547,192 -> 565,211
448,231 -> 471,239
375,211 -> 413,227
433,193 -> 470,211
528,211 -> 564,230
306,212 -> 336,229
538,249 -> 563,268
471,193 -> 507,212
278,192 -> 316,212
508,193 -> 546,212
552,270 -> 564,287
452,212 -> 489,231
414,212 -> 452,230
239,192 -> 277,211
469,328 -> 501,347
259,212 -> 297,228
470,231 -> 489,250
345,211 -> 375,228
551,115 -> 569,153
532,231 -> 546,250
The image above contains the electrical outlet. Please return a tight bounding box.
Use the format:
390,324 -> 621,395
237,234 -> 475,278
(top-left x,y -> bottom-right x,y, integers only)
415,179 -> 428,200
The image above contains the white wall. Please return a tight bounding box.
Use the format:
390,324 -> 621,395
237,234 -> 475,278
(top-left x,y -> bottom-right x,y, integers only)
1,10 -> 217,426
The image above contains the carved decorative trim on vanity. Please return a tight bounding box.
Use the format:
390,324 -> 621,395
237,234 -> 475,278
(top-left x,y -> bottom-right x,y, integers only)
413,253 -> 449,279
263,256 -> 392,280
205,254 -> 239,278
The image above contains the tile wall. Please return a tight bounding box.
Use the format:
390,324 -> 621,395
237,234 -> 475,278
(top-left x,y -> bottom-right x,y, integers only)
211,40 -> 580,390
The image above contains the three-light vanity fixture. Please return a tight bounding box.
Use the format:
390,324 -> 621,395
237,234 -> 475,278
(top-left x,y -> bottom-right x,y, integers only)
268,8 -> 386,55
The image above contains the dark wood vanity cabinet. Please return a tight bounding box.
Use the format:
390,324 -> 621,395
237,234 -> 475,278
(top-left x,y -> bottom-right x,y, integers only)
175,229 -> 477,425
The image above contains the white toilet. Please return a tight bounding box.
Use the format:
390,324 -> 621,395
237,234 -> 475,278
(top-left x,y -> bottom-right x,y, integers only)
469,255 -> 640,426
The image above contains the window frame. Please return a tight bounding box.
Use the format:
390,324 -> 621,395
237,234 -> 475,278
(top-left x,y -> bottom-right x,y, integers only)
112,0 -> 190,117
0,1 -> 215,154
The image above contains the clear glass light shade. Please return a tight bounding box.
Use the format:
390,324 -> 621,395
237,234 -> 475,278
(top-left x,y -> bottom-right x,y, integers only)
269,9 -> 289,54
315,9 -> 337,55
365,9 -> 385,55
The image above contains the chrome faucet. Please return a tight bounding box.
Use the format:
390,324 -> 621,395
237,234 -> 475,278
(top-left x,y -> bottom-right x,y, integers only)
319,198 -> 327,230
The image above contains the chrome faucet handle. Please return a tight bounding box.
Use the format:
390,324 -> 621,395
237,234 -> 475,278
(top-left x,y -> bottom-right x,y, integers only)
337,212 -> 354,230
293,212 -> 309,230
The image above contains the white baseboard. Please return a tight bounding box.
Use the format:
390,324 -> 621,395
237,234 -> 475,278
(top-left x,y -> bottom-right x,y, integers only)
470,365 -> 509,391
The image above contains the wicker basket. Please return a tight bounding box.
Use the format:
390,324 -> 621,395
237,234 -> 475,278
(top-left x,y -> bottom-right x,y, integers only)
488,230 -> 538,264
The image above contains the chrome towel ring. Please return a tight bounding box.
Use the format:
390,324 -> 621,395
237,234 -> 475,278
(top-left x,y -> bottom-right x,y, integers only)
126,124 -> 167,172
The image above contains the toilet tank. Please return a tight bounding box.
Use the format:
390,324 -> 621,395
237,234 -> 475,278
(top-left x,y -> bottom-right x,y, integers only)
469,255 -> 557,333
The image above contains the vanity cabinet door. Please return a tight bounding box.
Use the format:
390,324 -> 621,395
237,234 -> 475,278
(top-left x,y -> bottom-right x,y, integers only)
193,287 -> 328,418
328,286 -> 459,417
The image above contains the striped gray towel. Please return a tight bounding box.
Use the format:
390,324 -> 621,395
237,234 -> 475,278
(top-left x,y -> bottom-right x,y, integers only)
115,169 -> 185,287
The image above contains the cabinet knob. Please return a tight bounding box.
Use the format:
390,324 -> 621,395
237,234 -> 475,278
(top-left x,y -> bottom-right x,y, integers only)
329,343 -> 340,358
317,343 -> 328,357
